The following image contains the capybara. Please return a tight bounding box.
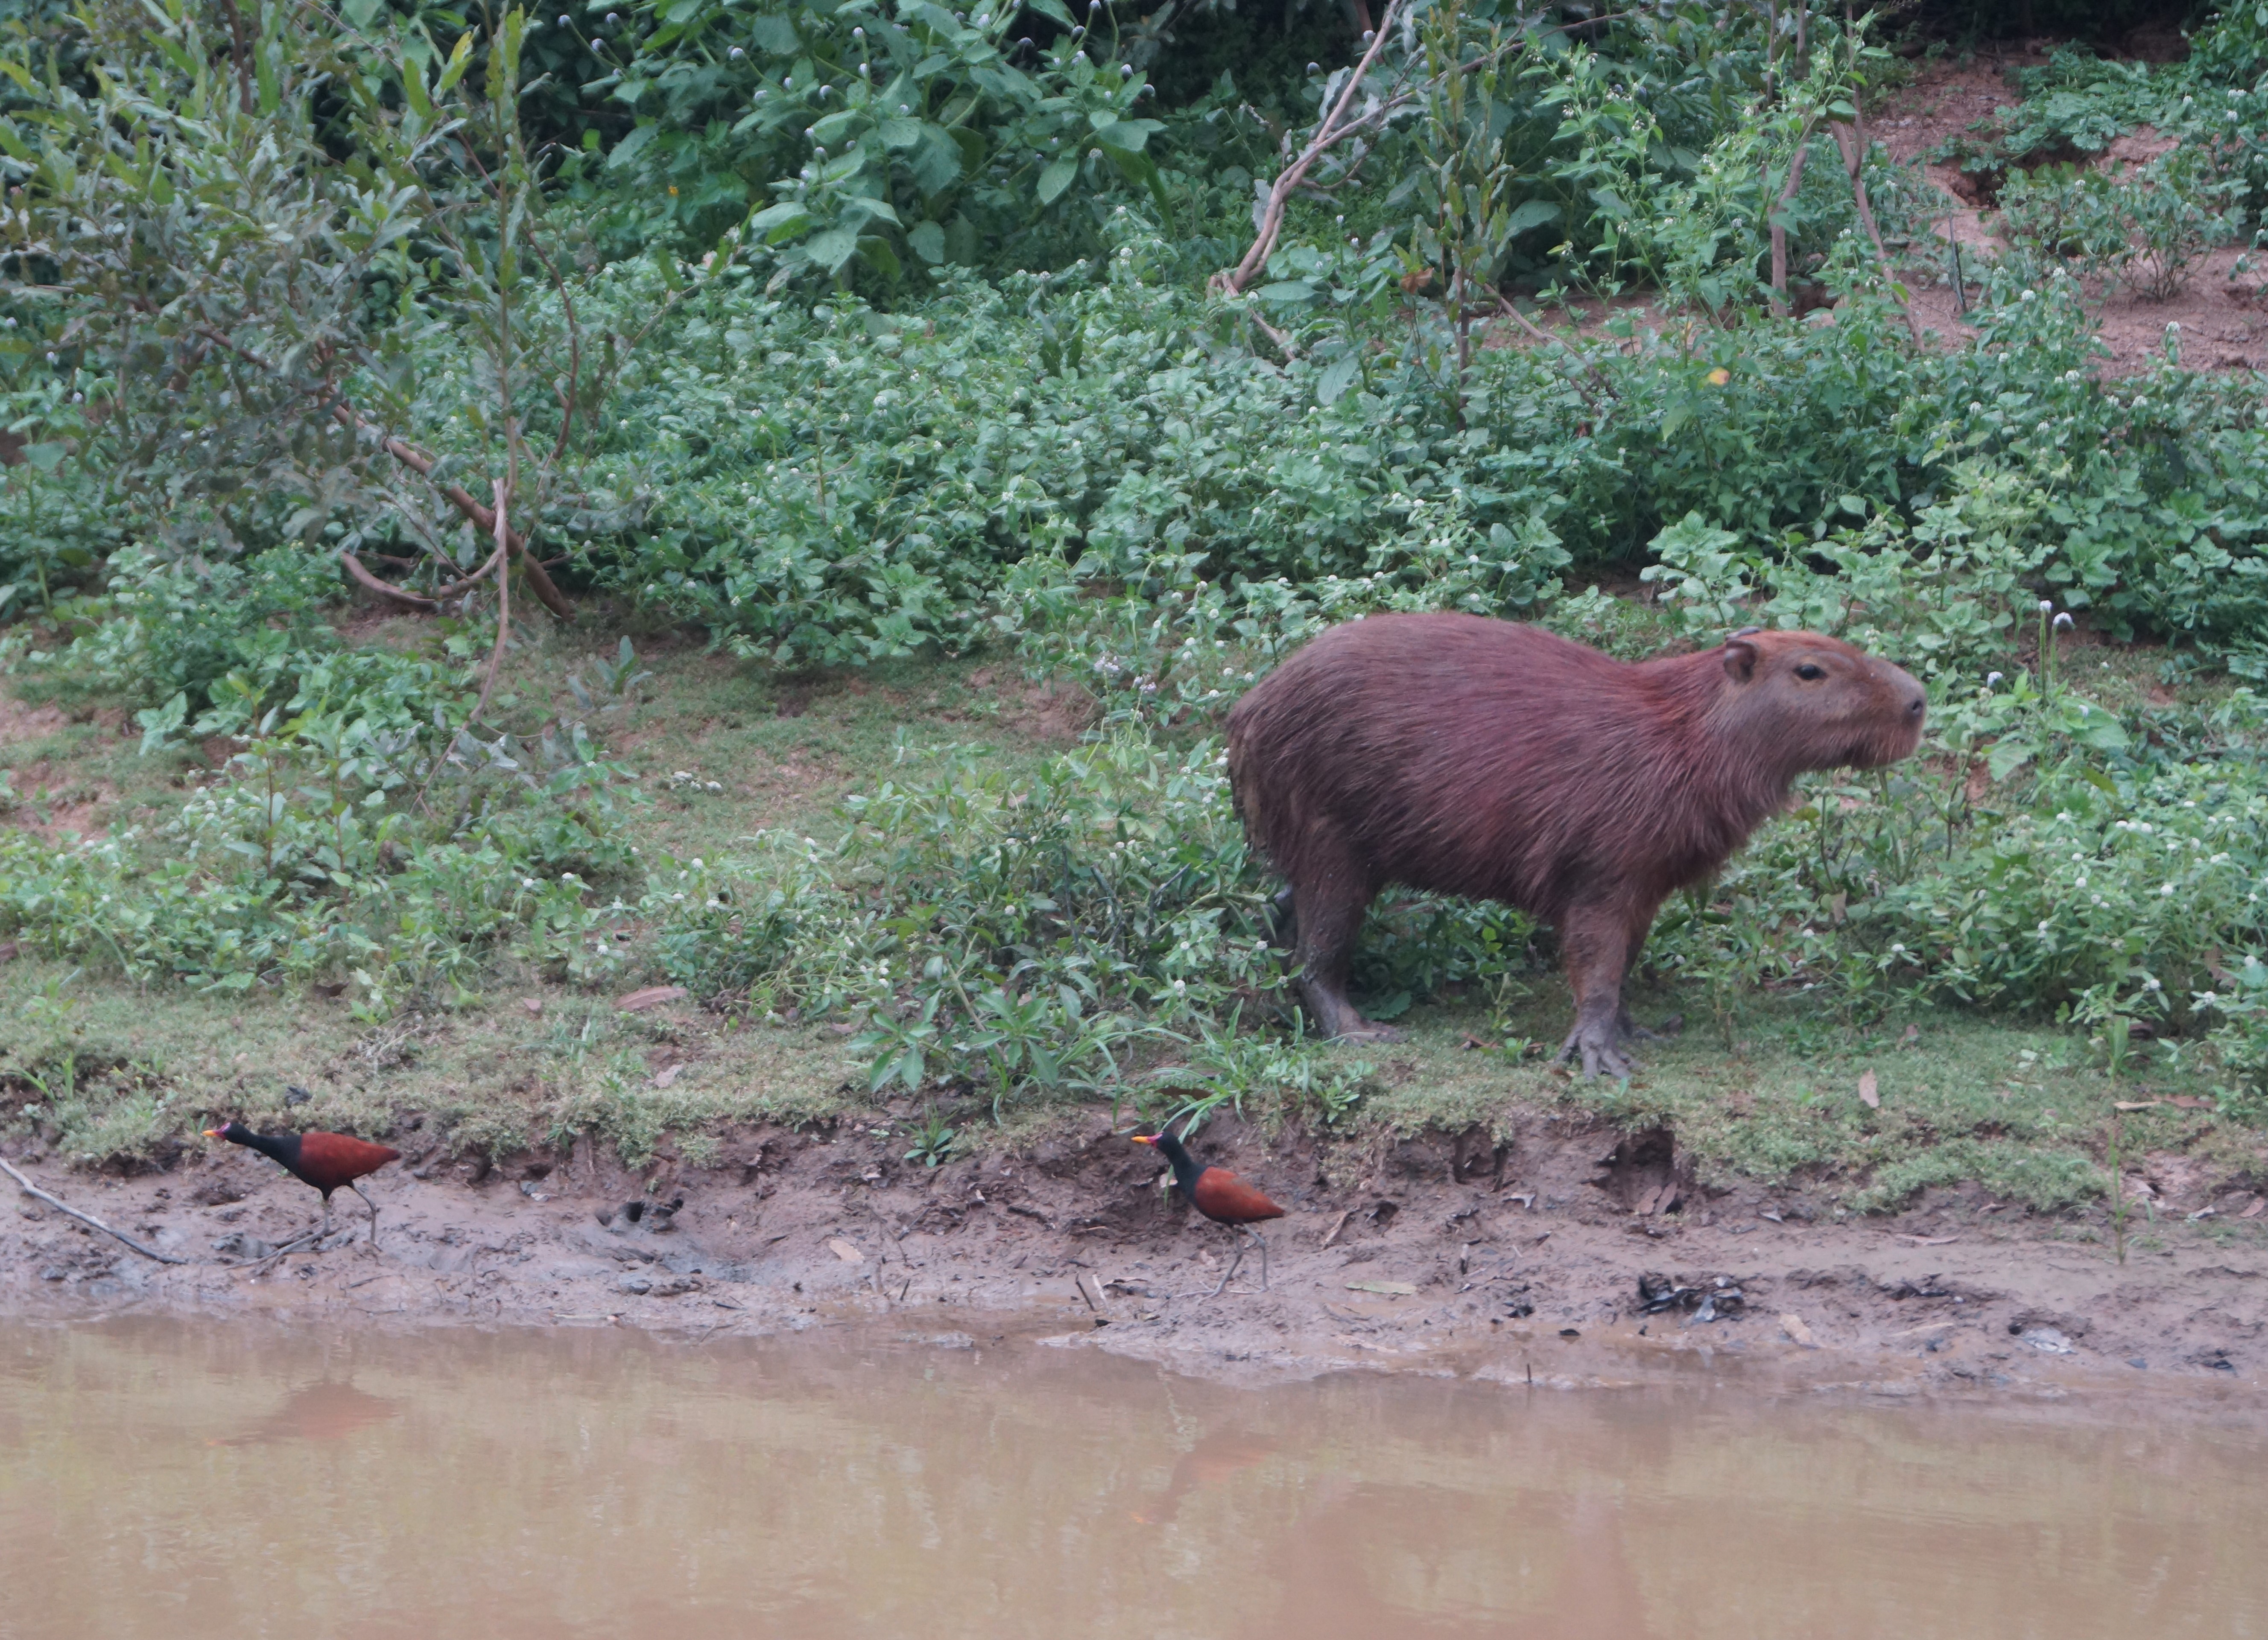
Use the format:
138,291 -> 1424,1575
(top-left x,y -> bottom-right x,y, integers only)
1226,613 -> 1926,1077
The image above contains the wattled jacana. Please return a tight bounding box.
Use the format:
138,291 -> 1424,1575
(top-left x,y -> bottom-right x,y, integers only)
204,1122 -> 400,1244
1132,1126 -> 1285,1296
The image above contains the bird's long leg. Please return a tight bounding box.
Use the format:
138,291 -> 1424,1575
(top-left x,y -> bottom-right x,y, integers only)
319,1194 -> 335,1240
349,1182 -> 381,1246
1209,1231 -> 1250,1299
1253,1228 -> 1269,1292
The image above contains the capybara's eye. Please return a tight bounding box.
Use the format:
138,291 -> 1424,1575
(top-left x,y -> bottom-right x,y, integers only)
1795,663 -> 1825,680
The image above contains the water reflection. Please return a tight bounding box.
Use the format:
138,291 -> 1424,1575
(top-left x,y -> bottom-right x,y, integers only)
0,1318 -> 2260,1640
221,1380 -> 403,1447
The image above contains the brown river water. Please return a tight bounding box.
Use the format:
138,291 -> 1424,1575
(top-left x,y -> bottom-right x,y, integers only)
2,1317 -> 2262,1639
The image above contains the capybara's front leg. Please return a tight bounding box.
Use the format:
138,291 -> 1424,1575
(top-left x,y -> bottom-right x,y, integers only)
1289,869 -> 1401,1044
1554,899 -> 1643,1078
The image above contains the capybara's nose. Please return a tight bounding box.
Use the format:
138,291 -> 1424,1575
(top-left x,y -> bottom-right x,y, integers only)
1905,690 -> 1926,721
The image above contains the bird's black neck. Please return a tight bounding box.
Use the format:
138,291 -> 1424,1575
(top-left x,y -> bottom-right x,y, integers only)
1152,1129 -> 1206,1196
229,1127 -> 300,1170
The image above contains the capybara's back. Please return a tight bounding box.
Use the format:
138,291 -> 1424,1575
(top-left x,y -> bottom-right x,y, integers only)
1226,611 -> 1925,1073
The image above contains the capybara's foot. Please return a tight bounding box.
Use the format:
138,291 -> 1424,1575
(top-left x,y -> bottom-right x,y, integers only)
1558,1018 -> 1635,1080
1297,977 -> 1402,1044
1614,1009 -> 1685,1045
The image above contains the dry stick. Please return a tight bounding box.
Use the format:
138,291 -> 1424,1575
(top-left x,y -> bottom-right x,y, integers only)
1491,295 -> 1610,411
474,479 -> 514,722
1247,306 -> 1302,361
0,1154 -> 192,1265
1832,120 -> 1924,345
181,322 -> 573,620
1768,120 -> 1816,315
1216,0 -> 1405,295
216,0 -> 255,117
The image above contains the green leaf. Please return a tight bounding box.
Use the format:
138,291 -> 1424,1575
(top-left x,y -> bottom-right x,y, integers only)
136,692 -> 188,756
1986,736 -> 2036,782
881,117 -> 924,149
1503,197 -> 1561,235
804,227 -> 860,273
1037,156 -> 1078,205
857,234 -> 903,282
1317,351 -> 1360,406
606,123 -> 659,169
908,219 -> 947,264
750,200 -> 812,239
436,29 -> 476,94
1255,280 -> 1315,303
749,14 -> 798,53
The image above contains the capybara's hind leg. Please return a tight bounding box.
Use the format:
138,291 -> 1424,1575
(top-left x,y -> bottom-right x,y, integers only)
1554,899 -> 1645,1078
1289,864 -> 1397,1044
1610,929 -> 1683,1045
1264,885 -> 1298,951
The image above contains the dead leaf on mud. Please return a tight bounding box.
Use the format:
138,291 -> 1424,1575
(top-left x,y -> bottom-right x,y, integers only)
521,998 -> 543,1016
1859,1071 -> 1879,1110
1318,1210 -> 1351,1248
2168,1096 -> 2213,1111
617,985 -> 688,1013
1896,1234 -> 1960,1246
1780,1314 -> 1818,1348
2115,1100 -> 2161,1111
1345,1280 -> 1418,1297
653,1064 -> 683,1089
827,1237 -> 865,1263
2242,1197 -> 2266,1220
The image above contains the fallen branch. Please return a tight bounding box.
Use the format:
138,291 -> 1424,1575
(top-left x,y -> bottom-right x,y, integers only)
0,1153 -> 192,1265
1247,306 -> 1301,362
184,321 -> 576,621
1215,0 -> 1405,296
1492,296 -> 1611,411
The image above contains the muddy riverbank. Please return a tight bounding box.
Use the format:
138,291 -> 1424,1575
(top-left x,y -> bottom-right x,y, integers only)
7,1112 -> 2265,1404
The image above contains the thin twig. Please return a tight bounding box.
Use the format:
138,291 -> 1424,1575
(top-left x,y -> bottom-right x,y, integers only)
185,321 -> 576,620
1492,295 -> 1610,410
1832,120 -> 1924,344
1247,307 -> 1301,361
1216,0 -> 1406,295
475,479 -> 514,722
0,1154 -> 191,1265
1768,118 -> 1817,314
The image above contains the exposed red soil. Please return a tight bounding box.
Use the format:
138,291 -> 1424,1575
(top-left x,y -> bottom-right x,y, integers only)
9,1109 -> 2263,1407
1493,53 -> 2268,377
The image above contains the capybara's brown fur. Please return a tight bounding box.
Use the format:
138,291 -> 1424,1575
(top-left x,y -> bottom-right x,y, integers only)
1226,613 -> 1927,1075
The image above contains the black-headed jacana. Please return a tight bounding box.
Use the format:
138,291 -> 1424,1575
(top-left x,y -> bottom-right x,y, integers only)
205,1122 -> 400,1244
1132,1126 -> 1286,1296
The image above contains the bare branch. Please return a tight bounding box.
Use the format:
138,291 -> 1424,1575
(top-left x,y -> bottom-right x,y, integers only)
1215,0 -> 1406,296
1832,120 -> 1923,345
1491,297 -> 1610,411
474,479 -> 514,722
339,549 -> 443,609
0,1153 -> 192,1265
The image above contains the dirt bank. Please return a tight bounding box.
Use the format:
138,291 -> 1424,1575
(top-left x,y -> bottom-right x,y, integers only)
8,1112 -> 2265,1404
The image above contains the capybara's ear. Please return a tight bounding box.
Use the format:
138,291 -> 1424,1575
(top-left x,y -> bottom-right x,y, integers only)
1723,630 -> 1760,682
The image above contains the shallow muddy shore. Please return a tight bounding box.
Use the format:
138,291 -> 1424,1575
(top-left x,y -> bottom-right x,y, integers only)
7,1113 -> 2265,1408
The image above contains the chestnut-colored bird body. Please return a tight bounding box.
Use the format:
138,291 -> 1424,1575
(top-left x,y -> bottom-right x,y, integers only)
205,1122 -> 400,1243
1134,1127 -> 1284,1296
